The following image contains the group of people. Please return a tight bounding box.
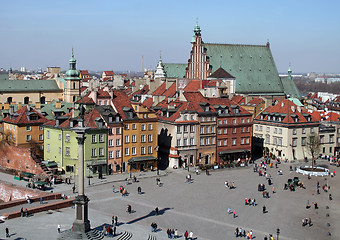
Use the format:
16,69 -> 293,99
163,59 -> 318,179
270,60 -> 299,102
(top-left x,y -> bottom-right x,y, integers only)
166,228 -> 177,238
244,198 -> 256,206
105,225 -> 117,236
120,186 -> 128,196
225,181 -> 236,189
20,207 -> 29,217
111,215 -> 118,226
235,227 -> 253,239
151,222 -> 158,232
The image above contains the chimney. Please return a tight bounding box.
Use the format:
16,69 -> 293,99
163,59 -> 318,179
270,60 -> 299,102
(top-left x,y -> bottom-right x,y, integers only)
55,101 -> 61,109
9,106 -> 14,115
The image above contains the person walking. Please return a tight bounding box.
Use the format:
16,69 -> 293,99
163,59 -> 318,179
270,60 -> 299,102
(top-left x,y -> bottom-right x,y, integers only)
57,224 -> 61,233
115,216 -> 118,226
189,231 -> 193,240
138,186 -> 142,194
113,226 -> 116,236
112,215 -> 115,225
6,227 -> 9,238
155,207 -> 159,215
20,207 -> 24,217
40,196 -> 43,204
235,227 -> 239,237
233,210 -> 236,218
72,186 -> 75,193
263,205 -> 266,214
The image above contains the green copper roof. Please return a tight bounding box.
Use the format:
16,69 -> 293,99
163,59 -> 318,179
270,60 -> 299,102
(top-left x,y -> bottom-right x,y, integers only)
205,43 -> 283,94
163,63 -> 187,78
281,76 -> 301,99
0,79 -> 63,92
288,97 -> 303,107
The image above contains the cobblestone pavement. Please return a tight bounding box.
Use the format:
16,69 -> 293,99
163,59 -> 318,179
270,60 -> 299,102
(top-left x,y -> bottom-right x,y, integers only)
0,159 -> 338,240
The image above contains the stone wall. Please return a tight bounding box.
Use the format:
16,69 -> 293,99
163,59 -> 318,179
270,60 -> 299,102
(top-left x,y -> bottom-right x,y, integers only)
0,182 -> 46,202
0,143 -> 45,175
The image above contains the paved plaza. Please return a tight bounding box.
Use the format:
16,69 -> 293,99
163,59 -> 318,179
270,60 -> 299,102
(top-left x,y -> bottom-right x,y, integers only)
0,159 -> 338,240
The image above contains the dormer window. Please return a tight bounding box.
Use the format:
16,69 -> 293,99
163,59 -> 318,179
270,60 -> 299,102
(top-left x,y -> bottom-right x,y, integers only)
307,117 -> 311,121
234,108 -> 239,114
260,115 -> 264,120
294,117 -> 298,123
109,116 -> 113,122
205,106 -> 209,112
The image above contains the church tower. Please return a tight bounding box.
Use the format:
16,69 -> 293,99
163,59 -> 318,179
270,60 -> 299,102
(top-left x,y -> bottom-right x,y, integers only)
185,23 -> 211,80
154,55 -> 166,79
64,49 -> 81,102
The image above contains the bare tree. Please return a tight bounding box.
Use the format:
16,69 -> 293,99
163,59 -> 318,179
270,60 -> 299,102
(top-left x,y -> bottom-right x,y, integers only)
306,134 -> 321,169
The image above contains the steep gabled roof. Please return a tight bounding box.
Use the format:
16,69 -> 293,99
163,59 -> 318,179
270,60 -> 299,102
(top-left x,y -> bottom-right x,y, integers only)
142,97 -> 154,109
111,90 -> 134,120
133,85 -> 149,95
184,80 -> 201,92
208,97 -> 251,115
231,95 -> 246,105
76,96 -> 95,104
247,97 -> 265,106
152,82 -> 166,96
163,83 -> 177,98
97,89 -> 111,98
208,67 -> 234,79
3,106 -> 49,125
183,91 -> 216,113
103,71 -> 114,76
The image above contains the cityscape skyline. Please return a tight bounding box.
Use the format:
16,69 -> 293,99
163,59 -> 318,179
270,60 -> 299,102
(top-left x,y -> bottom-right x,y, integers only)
1,0 -> 340,73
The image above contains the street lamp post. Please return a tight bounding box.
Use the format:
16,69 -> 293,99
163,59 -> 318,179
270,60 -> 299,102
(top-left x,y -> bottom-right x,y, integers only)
276,228 -> 280,240
73,164 -> 76,188
87,165 -> 91,186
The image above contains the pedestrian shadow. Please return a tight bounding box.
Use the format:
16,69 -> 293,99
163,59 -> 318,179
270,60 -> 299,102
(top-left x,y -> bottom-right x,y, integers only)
126,207 -> 172,225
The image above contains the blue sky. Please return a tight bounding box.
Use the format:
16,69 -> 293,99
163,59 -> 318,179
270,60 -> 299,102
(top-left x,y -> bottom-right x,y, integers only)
1,0 -> 339,73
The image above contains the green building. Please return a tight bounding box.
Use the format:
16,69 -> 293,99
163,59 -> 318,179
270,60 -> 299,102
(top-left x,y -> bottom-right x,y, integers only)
44,108 -> 108,177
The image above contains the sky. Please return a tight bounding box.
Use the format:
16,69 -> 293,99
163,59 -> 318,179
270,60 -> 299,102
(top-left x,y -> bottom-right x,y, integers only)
1,0 -> 340,73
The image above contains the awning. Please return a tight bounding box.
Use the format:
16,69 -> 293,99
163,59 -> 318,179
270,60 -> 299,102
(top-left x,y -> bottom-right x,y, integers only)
44,161 -> 58,168
34,181 -> 47,186
219,149 -> 250,155
21,172 -> 35,177
128,156 -> 157,163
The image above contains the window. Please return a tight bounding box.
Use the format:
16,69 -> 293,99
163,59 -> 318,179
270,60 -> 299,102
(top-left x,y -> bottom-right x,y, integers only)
200,126 -> 204,134
141,146 -> 145,155
26,135 -> 31,141
241,138 -> 245,145
109,151 -> 113,159
265,134 -> 270,144
124,148 -> 129,156
26,126 -> 31,131
148,146 -> 153,154
183,138 -> 188,146
233,119 -> 236,124
330,135 -> 334,143
278,138 -> 282,146
125,135 -> 130,143
223,139 -> 227,146
232,128 -> 236,134
205,138 -> 210,145
47,144 -> 50,152
191,115 -> 195,120
39,126 -> 43,131
65,134 -> 70,142
218,129 -> 222,134
190,125 -> 195,132
223,120 -> 227,124
184,125 -> 188,133
302,128 -> 306,134
141,135 -> 146,142
274,128 -> 277,134
241,119 -> 245,124
338,128 -> 340,134
124,124 -> 129,130
58,147 -> 61,154
218,140 -> 222,146
330,147 -> 333,153
206,126 -> 210,133
47,130 -> 50,139
293,129 -> 297,135
177,126 -> 181,133
148,124 -> 153,130
99,148 -> 104,156
99,134 -> 104,143
247,118 -> 250,123
218,120 -> 222,125
148,135 -> 153,142
278,128 -> 282,134
109,139 -> 113,146
132,135 -> 136,143
116,128 -> 121,134
190,138 -> 194,145
255,125 -> 258,131
200,138 -> 204,145
224,129 -> 227,134
116,139 -> 121,146
292,138 -> 297,147
337,137 -> 340,143
66,147 -> 70,156
273,137 -> 277,145
232,139 -> 236,145
38,134 -> 43,141
116,150 -> 121,158
310,128 -> 314,133
241,127 -> 244,133
184,114 -> 188,120
177,139 -> 181,146
91,148 -> 97,157
131,147 -> 136,155
246,138 -> 249,144
211,137 -> 215,144
132,124 -> 137,130
259,126 -> 263,131
201,117 -> 205,122
266,127 -> 270,132
59,134 -> 62,140
141,124 -> 146,131
302,137 -> 306,146
109,128 -> 113,135
92,134 -> 97,143
320,135 -> 325,144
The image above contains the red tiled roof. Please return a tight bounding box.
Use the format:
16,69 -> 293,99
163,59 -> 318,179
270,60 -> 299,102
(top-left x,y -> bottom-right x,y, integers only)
142,97 -> 153,109
79,70 -> 89,75
111,90 -> 133,120
97,89 -> 111,98
3,106 -> 49,125
184,80 -> 201,92
80,86 -> 87,93
208,67 -> 234,79
255,99 -> 318,124
82,77 -> 92,82
164,83 -> 177,98
103,71 -> 114,76
133,85 -> 149,95
76,96 -> 95,104
183,92 -> 216,113
247,97 -> 265,106
231,95 -> 246,104
208,97 -> 251,115
152,82 -> 166,96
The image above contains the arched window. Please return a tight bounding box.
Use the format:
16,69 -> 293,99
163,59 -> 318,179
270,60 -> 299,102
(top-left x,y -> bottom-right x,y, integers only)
73,82 -> 76,89
40,96 -> 46,104
24,97 -> 29,104
7,97 -> 12,104
73,96 -> 76,102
